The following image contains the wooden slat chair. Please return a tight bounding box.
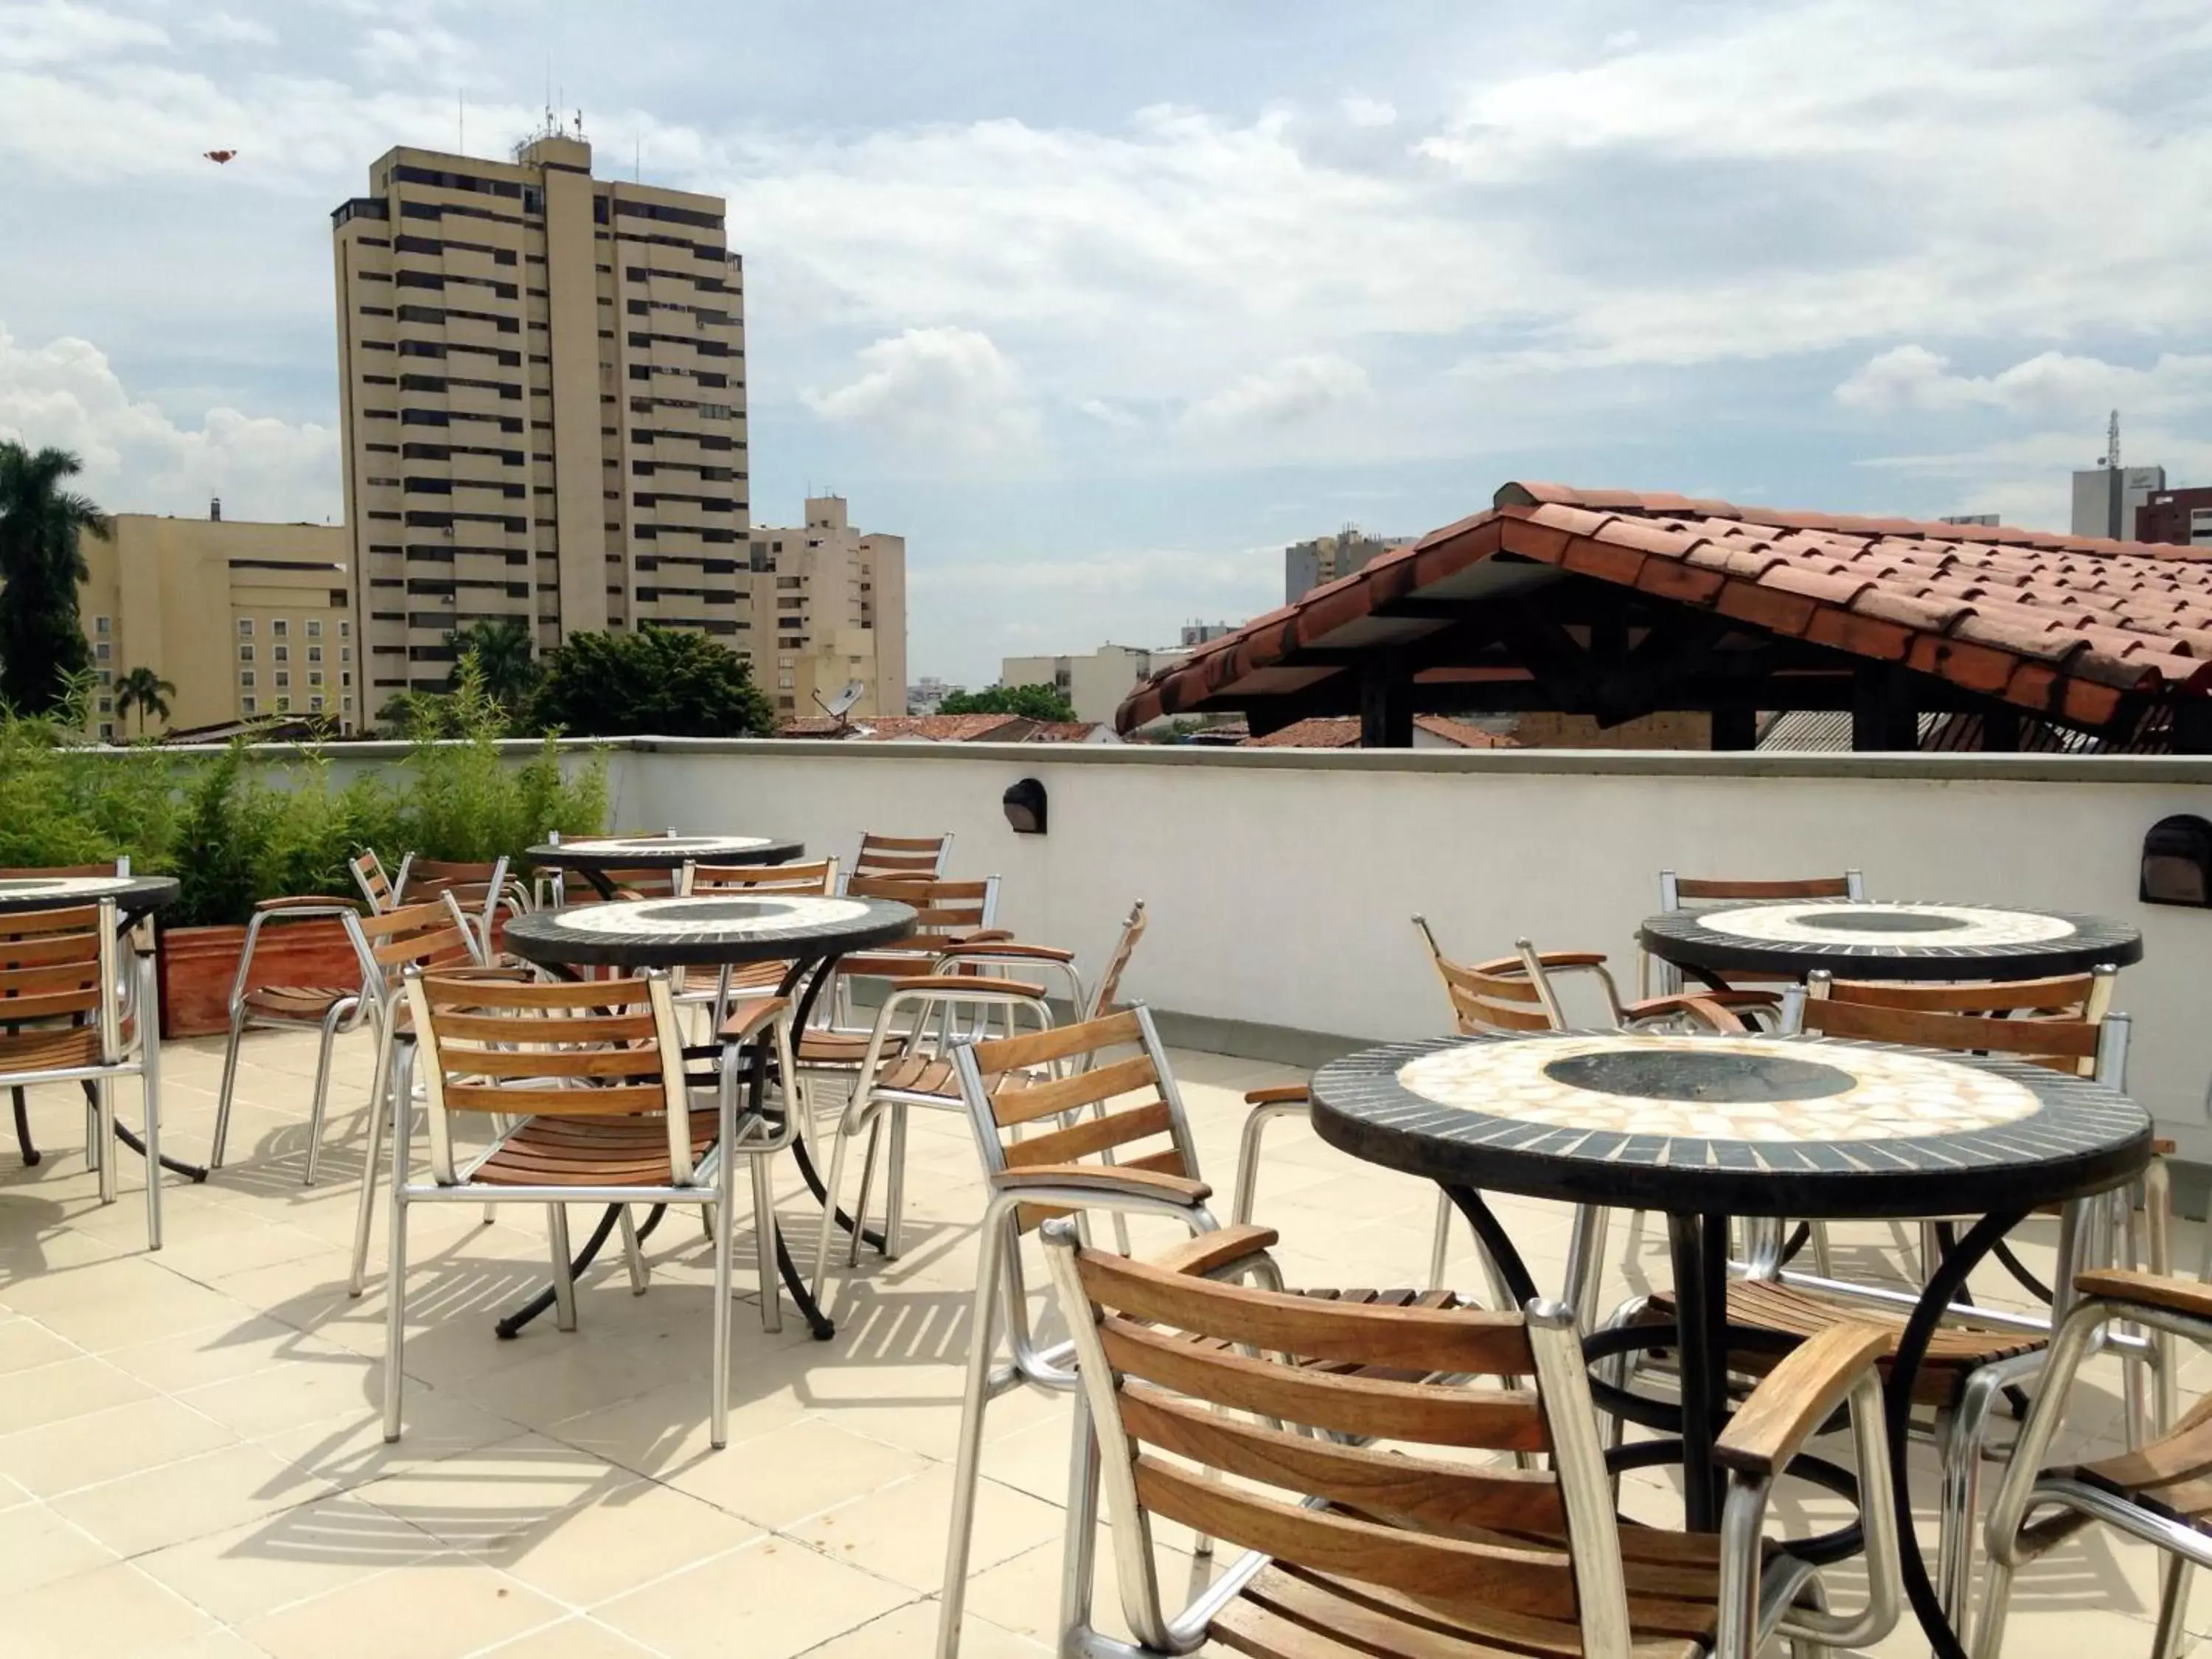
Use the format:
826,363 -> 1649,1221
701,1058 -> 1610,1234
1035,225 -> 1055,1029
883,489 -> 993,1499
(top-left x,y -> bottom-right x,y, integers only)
675,858 -> 841,1029
807,901 -> 1152,1275
995,1228 -> 1903,1659
1978,1269 -> 2212,1659
1613,977 -> 2137,1635
1234,919 -> 1756,1318
349,848 -> 408,914
798,872 -> 1004,1064
847,830 -> 952,886
534,828 -> 678,910
0,897 -> 169,1246
0,860 -> 128,1169
933,1006 -> 1287,1637
379,970 -> 798,1447
1641,869 -> 1867,1000
397,855 -> 529,958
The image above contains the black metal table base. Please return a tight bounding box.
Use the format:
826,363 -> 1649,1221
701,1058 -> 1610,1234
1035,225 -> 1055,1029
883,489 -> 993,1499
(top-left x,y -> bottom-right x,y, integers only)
11,1081 -> 205,1181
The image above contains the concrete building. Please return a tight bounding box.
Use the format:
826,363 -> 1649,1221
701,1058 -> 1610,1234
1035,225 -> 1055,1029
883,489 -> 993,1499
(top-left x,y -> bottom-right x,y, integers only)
331,128 -> 748,702
2070,464 -> 2165,539
907,676 -> 960,714
1284,526 -> 1403,604
77,510 -> 353,739
2135,484 -> 2212,547
1180,620 -> 1234,647
747,496 -> 906,720
999,642 -> 1186,726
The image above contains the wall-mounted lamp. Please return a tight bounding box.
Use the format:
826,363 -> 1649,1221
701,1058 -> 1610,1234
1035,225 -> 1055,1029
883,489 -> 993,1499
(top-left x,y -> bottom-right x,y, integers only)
1002,777 -> 1047,835
2141,813 -> 2212,906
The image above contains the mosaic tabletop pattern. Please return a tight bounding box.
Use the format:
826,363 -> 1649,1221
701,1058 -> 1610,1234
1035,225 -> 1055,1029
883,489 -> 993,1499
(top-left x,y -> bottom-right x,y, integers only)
0,874 -> 180,917
527,835 -> 804,870
1640,899 -> 2143,982
505,893 -> 915,970
1311,1031 -> 2152,1218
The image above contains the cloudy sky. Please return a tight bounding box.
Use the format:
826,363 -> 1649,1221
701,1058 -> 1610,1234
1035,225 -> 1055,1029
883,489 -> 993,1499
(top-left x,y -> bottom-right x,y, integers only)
4,0 -> 2212,684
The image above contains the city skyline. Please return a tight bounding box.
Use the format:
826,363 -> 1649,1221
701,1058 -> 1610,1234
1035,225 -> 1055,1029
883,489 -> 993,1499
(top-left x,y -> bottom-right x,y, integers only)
4,1 -> 2212,683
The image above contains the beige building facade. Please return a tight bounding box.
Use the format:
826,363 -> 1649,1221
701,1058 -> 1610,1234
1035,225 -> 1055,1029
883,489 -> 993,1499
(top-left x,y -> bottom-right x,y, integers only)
999,642 -> 1186,726
748,496 -> 905,720
78,513 -> 354,738
332,131 -> 748,702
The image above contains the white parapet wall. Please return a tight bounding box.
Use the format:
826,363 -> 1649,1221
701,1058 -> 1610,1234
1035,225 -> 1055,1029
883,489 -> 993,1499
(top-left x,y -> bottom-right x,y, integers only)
627,739 -> 2212,1155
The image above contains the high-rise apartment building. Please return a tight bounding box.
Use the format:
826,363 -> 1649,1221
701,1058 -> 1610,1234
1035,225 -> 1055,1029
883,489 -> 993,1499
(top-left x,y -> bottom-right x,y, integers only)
1284,526 -> 1404,603
747,497 -> 906,720
2070,464 -> 2164,540
331,129 -> 748,701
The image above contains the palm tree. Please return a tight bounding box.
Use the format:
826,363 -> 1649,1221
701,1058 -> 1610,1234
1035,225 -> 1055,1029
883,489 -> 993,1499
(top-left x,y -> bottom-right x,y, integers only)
446,616 -> 539,714
0,442 -> 111,715
114,666 -> 176,736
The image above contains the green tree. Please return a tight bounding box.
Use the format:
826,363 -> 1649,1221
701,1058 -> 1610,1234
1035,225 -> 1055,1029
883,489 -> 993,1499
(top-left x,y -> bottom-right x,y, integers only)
445,616 -> 539,714
0,442 -> 109,716
529,625 -> 773,738
936,682 -> 1077,722
113,666 -> 175,736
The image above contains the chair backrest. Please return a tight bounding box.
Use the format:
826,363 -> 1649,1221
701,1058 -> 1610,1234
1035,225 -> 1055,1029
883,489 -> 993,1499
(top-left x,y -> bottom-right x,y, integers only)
840,874 -> 1000,973
356,892 -> 485,992
1660,869 -> 1866,908
0,860 -> 128,878
349,849 -> 408,913
0,902 -> 119,1071
952,1005 -> 1200,1231
403,970 -> 693,1186
1038,1228 -> 1630,1655
850,831 -> 951,884
1796,967 -> 2123,1081
1412,918 -> 1569,1033
1082,901 -> 1148,1021
691,858 -> 838,897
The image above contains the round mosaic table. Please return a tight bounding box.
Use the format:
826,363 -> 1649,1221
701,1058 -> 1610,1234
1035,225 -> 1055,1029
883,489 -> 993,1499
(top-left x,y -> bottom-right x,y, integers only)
0,874 -> 192,1213
529,835 -> 805,900
498,894 -> 917,1341
1309,1029 -> 2151,1659
1640,898 -> 2143,985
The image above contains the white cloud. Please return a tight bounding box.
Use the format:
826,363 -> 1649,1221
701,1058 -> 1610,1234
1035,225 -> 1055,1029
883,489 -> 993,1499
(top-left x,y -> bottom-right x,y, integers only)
355,24 -> 470,86
805,327 -> 1040,456
1837,345 -> 2212,417
190,12 -> 278,47
1339,94 -> 1397,128
0,1 -> 167,66
1074,397 -> 1140,430
0,324 -> 338,524
1183,353 -> 1373,431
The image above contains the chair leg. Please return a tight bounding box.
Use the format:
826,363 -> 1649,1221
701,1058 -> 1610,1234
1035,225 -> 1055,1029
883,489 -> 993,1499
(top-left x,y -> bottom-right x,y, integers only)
347,1028 -> 397,1298
83,1082 -> 100,1173
710,1161 -> 737,1447
1809,1219 -> 1834,1279
210,1004 -> 248,1169
380,1046 -> 414,1443
547,1205 -> 579,1332
1969,1559 -> 2014,1659
302,1007 -> 345,1187
618,1206 -> 649,1295
936,1212 -> 1012,1659
751,1150 -> 782,1335
94,1077 -> 116,1205
138,961 -> 164,1251
812,1122 -> 852,1306
2153,1556 -> 2193,1659
10,1086 -> 38,1166
2146,1160 -> 2178,1436
1427,1187 -> 1452,1291
1934,1408 -> 1978,1638
883,1102 -> 908,1259
1563,1204 -> 1611,1332
847,1119 -> 883,1269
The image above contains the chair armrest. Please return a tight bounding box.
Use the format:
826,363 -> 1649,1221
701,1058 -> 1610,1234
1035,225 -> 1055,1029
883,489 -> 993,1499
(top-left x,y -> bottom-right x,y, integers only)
1714,1323 -> 1890,1478
1243,1084 -> 1310,1106
2072,1269 -> 2212,1322
433,965 -> 539,981
255,895 -> 362,914
950,929 -> 1016,945
1531,951 -> 1610,970
1621,994 -> 1749,1034
933,940 -> 1077,964
1149,1223 -> 1281,1278
720,995 -> 792,1046
883,973 -> 1049,1000
992,1164 -> 1212,1205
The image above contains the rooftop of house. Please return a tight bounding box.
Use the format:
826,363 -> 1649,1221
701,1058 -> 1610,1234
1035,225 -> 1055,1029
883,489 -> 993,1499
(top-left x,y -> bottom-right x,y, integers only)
1239,713 -> 1516,749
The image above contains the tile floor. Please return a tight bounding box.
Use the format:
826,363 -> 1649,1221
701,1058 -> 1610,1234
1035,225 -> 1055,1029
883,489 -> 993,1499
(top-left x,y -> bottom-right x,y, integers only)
0,1023 -> 2197,1657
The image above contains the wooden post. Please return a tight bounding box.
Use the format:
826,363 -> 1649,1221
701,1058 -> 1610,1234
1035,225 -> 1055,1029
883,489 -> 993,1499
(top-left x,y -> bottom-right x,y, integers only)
1980,707 -> 2021,752
1710,706 -> 1758,751
1359,655 -> 1413,748
1851,665 -> 1917,751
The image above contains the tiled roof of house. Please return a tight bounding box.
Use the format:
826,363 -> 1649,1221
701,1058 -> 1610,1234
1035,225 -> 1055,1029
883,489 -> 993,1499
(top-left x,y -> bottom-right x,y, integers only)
1240,714 -> 1517,749
1116,481 -> 2212,735
779,713 -> 1034,742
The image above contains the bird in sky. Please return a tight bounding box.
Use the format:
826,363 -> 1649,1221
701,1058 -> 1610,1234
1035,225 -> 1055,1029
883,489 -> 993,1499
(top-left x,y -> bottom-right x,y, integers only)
204,150 -> 237,164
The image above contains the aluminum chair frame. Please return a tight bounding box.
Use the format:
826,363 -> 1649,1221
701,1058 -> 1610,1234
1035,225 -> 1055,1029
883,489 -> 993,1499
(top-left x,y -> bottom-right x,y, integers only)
1976,1286 -> 2212,1659
349,848 -> 410,914
380,970 -> 799,1447
0,896 -> 169,1248
1032,1222 -> 1901,1659
933,1006 -> 1279,1659
399,855 -> 528,960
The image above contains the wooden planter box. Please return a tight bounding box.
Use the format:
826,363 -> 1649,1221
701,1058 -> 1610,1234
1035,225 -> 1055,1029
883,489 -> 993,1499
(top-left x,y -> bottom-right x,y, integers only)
156,919 -> 364,1039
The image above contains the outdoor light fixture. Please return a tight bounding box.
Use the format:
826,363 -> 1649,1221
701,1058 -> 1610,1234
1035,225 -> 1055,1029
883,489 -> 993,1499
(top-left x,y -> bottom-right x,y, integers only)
1002,777 -> 1047,835
2140,813 -> 2212,907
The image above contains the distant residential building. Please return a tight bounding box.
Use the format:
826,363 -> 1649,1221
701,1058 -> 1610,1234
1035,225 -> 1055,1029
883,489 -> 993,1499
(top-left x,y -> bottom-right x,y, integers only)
1284,526 -> 1404,603
1180,619 -> 1234,647
1001,642 -> 1187,726
748,495 -> 907,720
2070,465 -> 2166,539
1938,514 -> 2000,526
2135,486 -> 2212,547
907,675 -> 959,714
72,509 -> 354,740
331,131 -> 747,700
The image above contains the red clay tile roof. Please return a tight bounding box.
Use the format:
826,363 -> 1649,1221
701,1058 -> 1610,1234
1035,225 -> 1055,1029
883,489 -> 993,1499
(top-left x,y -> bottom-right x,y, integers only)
1239,714 -> 1517,749
779,713 -> 1033,741
1116,481 -> 2212,734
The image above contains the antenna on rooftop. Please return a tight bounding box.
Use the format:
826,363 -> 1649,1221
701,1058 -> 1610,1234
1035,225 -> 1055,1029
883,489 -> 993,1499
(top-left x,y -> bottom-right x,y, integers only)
813,681 -> 866,735
2104,408 -> 2126,539
2107,408 -> 2122,470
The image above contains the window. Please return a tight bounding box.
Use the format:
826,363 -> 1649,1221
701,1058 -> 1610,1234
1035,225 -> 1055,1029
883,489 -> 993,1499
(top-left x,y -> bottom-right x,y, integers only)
238,644 -> 254,663
275,697 -> 291,712
97,669 -> 112,686
311,696 -> 325,713
237,618 -> 253,637
306,619 -> 322,639
307,644 -> 324,663
272,619 -> 288,638
274,671 -> 291,689
273,644 -> 290,664
341,671 -> 354,687
94,641 -> 110,661
309,671 -> 324,687
339,620 -> 351,639
97,696 -> 112,713
341,647 -> 353,664
99,723 -> 114,740
94,616 -> 110,636
242,697 -> 257,714
239,670 -> 256,689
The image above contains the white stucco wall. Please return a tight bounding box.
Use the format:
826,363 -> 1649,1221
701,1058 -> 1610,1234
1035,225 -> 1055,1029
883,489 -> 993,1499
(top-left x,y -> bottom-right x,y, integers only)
620,740 -> 2212,1153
